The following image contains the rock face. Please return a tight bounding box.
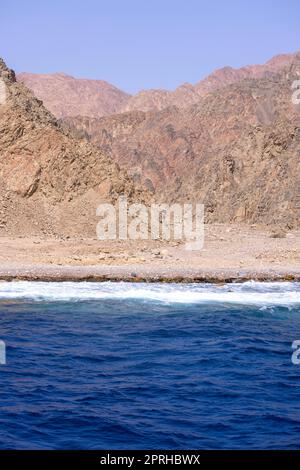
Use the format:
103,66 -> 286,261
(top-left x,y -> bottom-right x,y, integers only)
17,72 -> 131,118
63,54 -> 300,227
0,59 -> 144,237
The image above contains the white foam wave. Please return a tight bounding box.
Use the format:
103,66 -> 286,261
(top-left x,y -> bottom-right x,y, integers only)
0,281 -> 299,306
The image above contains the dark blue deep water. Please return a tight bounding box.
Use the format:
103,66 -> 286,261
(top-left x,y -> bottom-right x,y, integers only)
0,281 -> 300,449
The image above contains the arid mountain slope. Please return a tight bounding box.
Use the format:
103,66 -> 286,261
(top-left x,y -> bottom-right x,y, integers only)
120,52 -> 300,113
0,59 -> 143,237
64,57 -> 300,227
18,72 -> 131,118
18,52 -> 300,118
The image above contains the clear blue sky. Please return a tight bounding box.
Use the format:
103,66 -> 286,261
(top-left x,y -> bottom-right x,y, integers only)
1,0 -> 299,93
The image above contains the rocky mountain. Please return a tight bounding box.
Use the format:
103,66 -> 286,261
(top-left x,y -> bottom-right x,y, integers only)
9,52 -> 300,229
0,59 -> 144,237
63,54 -> 300,227
18,52 -> 299,118
18,72 -> 131,118
120,52 -> 300,113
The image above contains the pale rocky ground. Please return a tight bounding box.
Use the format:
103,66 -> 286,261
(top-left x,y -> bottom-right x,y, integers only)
0,224 -> 299,282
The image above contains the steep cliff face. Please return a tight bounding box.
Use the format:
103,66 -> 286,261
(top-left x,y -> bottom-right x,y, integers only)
17,72 -> 131,118
63,57 -> 300,227
0,59 -> 144,237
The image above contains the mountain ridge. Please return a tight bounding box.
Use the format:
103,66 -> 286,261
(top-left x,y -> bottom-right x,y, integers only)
18,51 -> 300,117
62,55 -> 300,227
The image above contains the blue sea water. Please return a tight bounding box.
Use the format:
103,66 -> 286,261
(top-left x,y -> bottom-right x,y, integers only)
0,281 -> 300,450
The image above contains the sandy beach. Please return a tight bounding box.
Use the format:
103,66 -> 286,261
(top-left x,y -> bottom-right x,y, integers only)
0,224 -> 299,282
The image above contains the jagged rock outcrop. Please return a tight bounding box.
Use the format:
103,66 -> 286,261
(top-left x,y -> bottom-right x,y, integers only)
0,59 -> 145,237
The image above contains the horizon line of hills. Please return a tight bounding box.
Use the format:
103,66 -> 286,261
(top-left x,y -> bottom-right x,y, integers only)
0,51 -> 299,237
17,51 -> 300,118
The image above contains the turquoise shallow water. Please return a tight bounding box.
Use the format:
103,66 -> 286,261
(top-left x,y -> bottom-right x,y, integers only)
0,281 -> 299,449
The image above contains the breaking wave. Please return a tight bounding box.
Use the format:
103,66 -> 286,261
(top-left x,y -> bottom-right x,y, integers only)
0,281 -> 299,306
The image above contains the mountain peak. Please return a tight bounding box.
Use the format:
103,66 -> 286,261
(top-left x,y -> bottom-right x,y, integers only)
17,72 -> 131,119
0,58 -> 16,83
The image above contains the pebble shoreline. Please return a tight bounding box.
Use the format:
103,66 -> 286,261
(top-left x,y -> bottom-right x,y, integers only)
0,264 -> 299,283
